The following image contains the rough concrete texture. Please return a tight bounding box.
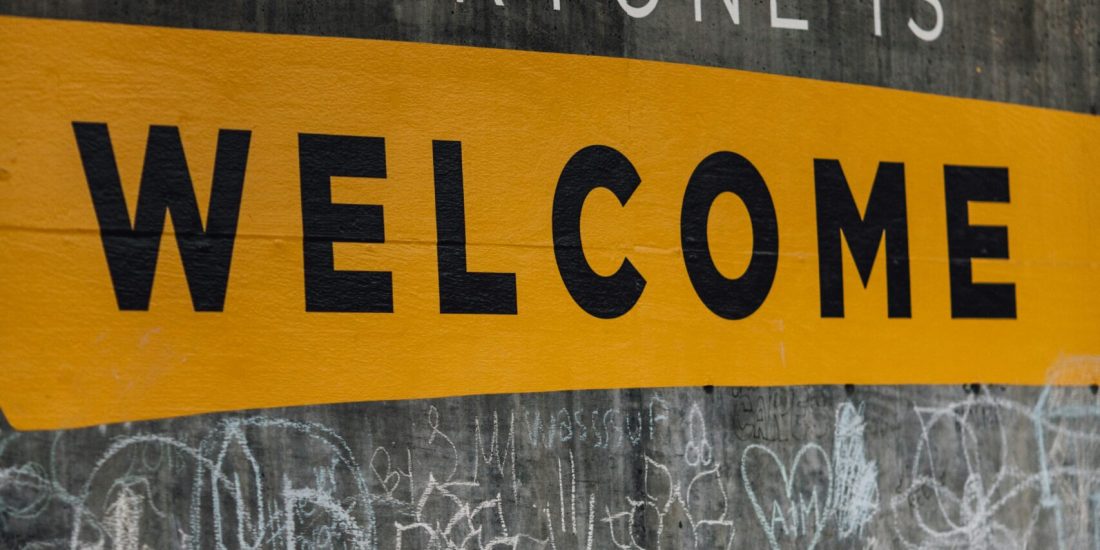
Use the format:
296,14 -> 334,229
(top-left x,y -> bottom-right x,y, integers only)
2,384 -> 1100,548
1,0 -> 1098,548
1,0 -> 1097,113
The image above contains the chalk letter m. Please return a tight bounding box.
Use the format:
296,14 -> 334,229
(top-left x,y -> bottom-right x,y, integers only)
73,123 -> 251,311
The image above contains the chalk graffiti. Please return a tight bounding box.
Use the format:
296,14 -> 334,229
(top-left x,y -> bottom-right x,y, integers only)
1,370 -> 1098,548
739,403 -> 876,549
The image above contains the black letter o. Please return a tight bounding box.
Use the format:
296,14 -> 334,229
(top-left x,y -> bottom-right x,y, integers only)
681,152 -> 778,319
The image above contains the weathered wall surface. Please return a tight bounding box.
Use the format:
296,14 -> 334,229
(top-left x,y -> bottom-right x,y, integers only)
1,0 -> 1098,548
2,0 -> 1098,112
2,384 -> 1100,548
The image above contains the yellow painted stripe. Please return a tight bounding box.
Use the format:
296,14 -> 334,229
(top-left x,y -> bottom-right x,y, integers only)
1,16 -> 1098,429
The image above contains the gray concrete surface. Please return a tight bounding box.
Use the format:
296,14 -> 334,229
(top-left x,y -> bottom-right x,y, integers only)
1,1 -> 1098,548
2,385 -> 1100,548
1,0 -> 1097,113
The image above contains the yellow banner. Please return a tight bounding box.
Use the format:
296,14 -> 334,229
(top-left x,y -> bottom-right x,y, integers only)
1,16 -> 1098,430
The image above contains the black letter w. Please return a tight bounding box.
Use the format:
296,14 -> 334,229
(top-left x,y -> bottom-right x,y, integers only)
73,124 -> 251,311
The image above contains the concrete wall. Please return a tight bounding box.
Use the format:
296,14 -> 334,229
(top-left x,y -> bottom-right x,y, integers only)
1,1 -> 1098,548
3,384 -> 1100,548
3,0 -> 1098,112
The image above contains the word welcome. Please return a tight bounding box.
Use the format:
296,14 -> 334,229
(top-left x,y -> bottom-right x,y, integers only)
73,123 -> 1015,320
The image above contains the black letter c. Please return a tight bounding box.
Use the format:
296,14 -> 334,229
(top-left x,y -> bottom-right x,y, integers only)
552,145 -> 646,319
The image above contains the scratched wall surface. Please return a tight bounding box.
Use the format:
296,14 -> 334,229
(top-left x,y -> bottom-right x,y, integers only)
1,0 -> 1099,548
2,385 -> 1100,548
1,0 -> 1098,113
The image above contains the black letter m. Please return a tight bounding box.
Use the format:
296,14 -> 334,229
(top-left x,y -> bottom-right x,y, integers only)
73,123 -> 251,311
814,160 -> 911,318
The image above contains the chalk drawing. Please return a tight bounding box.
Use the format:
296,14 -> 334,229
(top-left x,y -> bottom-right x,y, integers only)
831,402 -> 878,539
1,368 -> 1099,548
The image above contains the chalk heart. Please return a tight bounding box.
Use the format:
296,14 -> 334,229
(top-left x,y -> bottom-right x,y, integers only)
741,444 -> 833,550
